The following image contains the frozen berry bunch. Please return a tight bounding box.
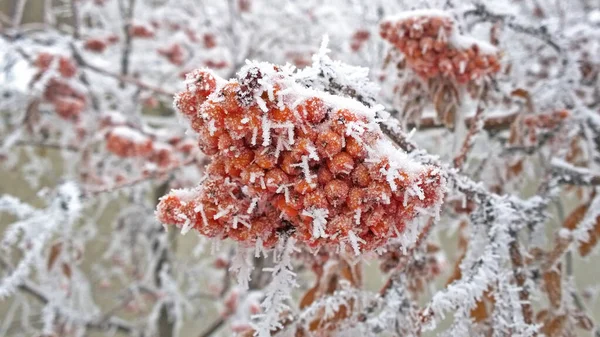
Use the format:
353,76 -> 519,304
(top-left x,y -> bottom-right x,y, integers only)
105,126 -> 155,158
350,29 -> 371,52
380,10 -> 501,83
157,43 -> 186,66
34,52 -> 86,121
156,63 -> 445,254
102,115 -> 193,170
83,35 -> 119,53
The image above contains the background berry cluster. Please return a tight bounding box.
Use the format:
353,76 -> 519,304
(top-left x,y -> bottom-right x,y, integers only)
380,12 -> 501,83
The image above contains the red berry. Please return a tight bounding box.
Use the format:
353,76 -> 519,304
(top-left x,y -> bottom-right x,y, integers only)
325,179 -> 349,208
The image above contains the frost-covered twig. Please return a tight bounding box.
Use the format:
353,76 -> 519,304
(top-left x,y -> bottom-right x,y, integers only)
405,112 -> 519,132
550,158 -> 600,186
464,3 -> 562,53
86,156 -> 197,196
453,105 -> 485,169
12,140 -> 81,152
18,280 -> 135,334
502,125 -> 565,156
119,0 -> 137,84
72,48 -> 175,97
508,234 -> 533,325
0,182 -> 82,298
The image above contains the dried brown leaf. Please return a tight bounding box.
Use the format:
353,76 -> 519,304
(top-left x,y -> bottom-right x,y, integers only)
470,290 -> 495,322
300,277 -> 320,309
62,263 -> 72,279
47,242 -> 63,271
470,297 -> 488,322
579,215 -> 600,257
446,251 -> 464,286
511,88 -> 534,112
575,312 -> 595,331
543,264 -> 562,309
563,204 -> 589,230
541,314 -> 567,337
507,159 -> 524,179
508,118 -> 522,145
536,309 -> 549,323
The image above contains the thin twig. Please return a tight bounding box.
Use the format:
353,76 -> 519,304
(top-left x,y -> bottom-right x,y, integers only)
12,140 -> 80,152
464,3 -> 562,53
77,56 -> 175,97
70,0 -> 81,39
85,156 -> 197,196
11,0 -> 27,28
5,266 -> 134,334
119,0 -> 137,88
453,105 -> 485,169
198,318 -> 226,337
508,234 -> 534,325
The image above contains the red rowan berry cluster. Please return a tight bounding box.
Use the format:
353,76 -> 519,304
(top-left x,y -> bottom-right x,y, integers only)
101,114 -> 194,169
205,60 -> 229,70
34,52 -> 86,121
84,38 -> 108,53
203,34 -> 217,49
157,43 -> 186,66
129,23 -> 155,38
83,35 -> 119,53
238,0 -> 251,12
156,64 -> 445,253
350,29 -> 371,52
380,11 -> 501,83
105,126 -> 155,158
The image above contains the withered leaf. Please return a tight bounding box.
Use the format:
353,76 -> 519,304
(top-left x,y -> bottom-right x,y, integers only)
299,283 -> 320,309
563,204 -> 589,230
543,264 -> 562,309
579,215 -> 600,257
541,314 -> 567,337
62,263 -> 72,279
47,242 -> 63,271
470,297 -> 488,322
574,312 -> 594,331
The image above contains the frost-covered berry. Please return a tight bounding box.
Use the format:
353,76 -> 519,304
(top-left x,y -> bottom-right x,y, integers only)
316,131 -> 343,158
325,179 -> 349,207
327,152 -> 355,177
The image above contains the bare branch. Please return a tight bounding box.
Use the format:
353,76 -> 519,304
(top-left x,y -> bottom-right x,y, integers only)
464,3 -> 562,53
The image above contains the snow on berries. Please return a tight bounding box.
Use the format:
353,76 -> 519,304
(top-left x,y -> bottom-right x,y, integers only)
156,63 -> 446,254
380,10 -> 501,83
84,38 -> 108,53
105,126 -> 154,158
34,52 -> 86,121
157,43 -> 186,66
